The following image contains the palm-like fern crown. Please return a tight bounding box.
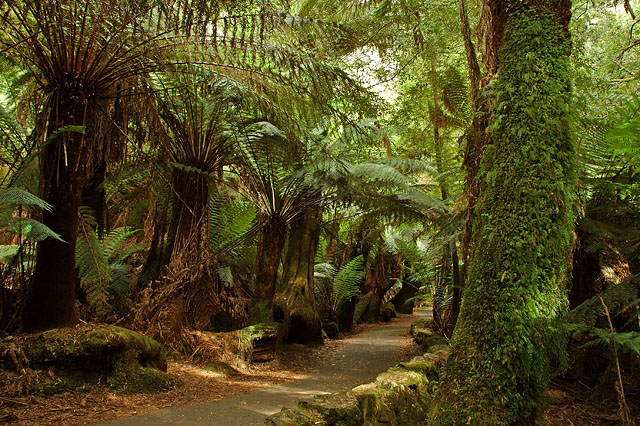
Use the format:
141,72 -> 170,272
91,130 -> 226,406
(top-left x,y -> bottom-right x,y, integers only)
152,71 -> 241,172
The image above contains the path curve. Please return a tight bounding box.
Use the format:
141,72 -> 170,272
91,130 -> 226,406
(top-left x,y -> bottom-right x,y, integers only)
102,311 -> 425,426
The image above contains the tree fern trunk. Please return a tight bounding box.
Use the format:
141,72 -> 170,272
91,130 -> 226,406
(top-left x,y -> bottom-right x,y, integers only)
275,205 -> 322,345
168,167 -> 209,262
430,1 -> 574,423
23,103 -> 88,332
249,215 -> 287,323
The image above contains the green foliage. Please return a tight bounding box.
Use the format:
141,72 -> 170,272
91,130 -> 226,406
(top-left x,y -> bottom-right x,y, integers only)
0,187 -> 52,212
0,187 -> 62,273
332,255 -> 365,307
76,209 -> 146,312
209,194 -> 258,287
315,255 -> 365,319
583,328 -> 640,356
431,5 -> 576,425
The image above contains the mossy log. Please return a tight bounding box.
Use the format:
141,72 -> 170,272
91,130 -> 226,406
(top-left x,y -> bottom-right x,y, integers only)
231,322 -> 278,364
0,324 -> 171,394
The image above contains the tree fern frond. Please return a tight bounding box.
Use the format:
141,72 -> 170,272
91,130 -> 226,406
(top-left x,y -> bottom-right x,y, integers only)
0,187 -> 53,212
332,254 -> 364,309
101,227 -> 140,259
76,212 -> 111,312
0,244 -> 19,264
376,157 -> 437,176
209,194 -> 258,254
9,218 -> 64,242
350,162 -> 412,187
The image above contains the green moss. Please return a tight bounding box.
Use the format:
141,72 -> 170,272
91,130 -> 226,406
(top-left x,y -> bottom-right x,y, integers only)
300,392 -> 362,425
430,3 -> 575,425
265,405 -> 326,425
353,293 -> 371,323
1,325 -> 171,395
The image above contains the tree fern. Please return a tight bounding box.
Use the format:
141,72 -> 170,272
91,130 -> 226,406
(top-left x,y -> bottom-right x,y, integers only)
331,254 -> 365,310
77,210 -> 112,312
76,209 -> 146,312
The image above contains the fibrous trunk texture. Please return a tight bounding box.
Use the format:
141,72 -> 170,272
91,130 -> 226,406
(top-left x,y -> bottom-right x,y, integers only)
167,167 -> 210,261
249,216 -> 287,323
22,102 -> 89,332
275,206 -> 322,345
430,1 -> 574,424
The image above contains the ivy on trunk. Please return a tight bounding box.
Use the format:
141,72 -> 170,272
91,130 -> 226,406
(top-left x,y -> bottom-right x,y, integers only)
430,1 -> 575,423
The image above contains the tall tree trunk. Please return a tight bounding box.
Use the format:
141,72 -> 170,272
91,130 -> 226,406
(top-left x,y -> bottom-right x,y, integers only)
430,1 -> 574,424
459,0 -> 492,287
275,205 -> 323,345
23,104 -> 89,332
249,215 -> 287,323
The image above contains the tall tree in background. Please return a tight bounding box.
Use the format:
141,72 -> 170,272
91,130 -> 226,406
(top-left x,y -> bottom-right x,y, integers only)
430,0 -> 575,424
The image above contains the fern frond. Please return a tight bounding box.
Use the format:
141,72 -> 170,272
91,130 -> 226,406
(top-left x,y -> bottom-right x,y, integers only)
583,328 -> 640,356
0,187 -> 53,212
350,162 -> 411,187
332,254 -> 364,309
76,213 -> 111,312
8,218 -> 63,242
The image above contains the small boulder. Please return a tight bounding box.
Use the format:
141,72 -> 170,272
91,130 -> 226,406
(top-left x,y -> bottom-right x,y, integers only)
322,322 -> 339,339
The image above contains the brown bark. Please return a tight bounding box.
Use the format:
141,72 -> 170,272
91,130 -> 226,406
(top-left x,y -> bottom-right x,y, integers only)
23,102 -> 89,332
167,167 -> 210,262
249,215 -> 287,323
275,205 -> 323,345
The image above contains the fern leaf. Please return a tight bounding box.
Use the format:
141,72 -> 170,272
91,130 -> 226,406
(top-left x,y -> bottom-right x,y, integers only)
332,254 -> 364,309
0,187 -> 53,211
9,217 -> 63,242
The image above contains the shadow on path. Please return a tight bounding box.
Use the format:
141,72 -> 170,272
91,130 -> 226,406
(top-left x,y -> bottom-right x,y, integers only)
101,310 -> 427,426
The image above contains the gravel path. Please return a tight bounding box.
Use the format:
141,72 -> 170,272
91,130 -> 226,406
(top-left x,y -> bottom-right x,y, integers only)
101,311 -> 425,426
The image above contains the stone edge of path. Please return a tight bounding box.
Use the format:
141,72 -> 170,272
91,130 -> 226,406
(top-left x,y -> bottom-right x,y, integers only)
263,318 -> 450,425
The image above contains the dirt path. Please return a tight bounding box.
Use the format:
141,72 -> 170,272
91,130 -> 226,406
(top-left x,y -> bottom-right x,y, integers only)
101,311 -> 426,426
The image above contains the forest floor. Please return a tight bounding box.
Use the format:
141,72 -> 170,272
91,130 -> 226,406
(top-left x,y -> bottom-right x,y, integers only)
1,311 -> 637,426
0,314 -> 422,426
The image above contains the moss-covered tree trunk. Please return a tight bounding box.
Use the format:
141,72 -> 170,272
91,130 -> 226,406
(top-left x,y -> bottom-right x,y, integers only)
249,215 -> 287,323
275,205 -> 323,345
430,1 -> 574,424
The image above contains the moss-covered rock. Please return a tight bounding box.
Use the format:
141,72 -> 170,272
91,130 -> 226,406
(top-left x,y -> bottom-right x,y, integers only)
322,322 -> 339,339
381,301 -> 397,320
0,324 -> 172,395
410,322 -> 448,352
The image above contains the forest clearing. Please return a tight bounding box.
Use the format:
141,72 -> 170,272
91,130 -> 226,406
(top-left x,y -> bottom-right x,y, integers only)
0,0 -> 639,425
